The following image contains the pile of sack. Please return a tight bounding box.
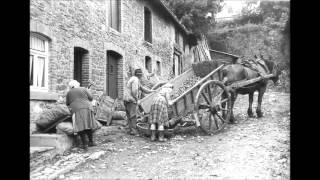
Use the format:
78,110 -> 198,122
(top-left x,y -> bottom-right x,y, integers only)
35,104 -> 71,132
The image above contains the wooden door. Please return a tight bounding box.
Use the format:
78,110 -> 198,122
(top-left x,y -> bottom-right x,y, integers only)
107,53 -> 118,99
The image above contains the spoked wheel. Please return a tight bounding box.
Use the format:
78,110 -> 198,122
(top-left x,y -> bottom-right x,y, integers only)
194,80 -> 231,135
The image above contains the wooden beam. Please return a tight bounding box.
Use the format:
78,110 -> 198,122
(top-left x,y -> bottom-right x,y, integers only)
209,49 -> 239,59
227,74 -> 274,89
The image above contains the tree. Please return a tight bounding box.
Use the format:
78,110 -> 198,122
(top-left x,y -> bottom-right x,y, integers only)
234,1 -> 289,26
235,1 -> 263,25
162,0 -> 223,38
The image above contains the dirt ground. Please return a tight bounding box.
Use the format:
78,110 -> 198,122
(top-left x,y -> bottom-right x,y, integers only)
60,89 -> 290,180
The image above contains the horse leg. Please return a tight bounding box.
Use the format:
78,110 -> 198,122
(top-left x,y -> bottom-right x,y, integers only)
247,92 -> 254,118
256,86 -> 266,118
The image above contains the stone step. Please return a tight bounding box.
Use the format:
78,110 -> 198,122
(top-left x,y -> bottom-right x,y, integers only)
30,133 -> 74,155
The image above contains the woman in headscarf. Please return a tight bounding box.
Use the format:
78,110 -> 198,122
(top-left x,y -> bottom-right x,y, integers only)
149,83 -> 181,142
66,80 -> 100,150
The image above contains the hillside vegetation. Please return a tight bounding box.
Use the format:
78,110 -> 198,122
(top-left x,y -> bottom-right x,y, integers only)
208,1 -> 290,92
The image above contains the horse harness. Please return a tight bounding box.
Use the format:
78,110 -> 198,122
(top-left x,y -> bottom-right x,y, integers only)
241,59 -> 270,78
237,59 -> 271,90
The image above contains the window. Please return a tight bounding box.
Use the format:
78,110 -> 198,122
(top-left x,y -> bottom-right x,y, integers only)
175,28 -> 179,44
156,61 -> 161,75
173,53 -> 182,76
144,7 -> 152,43
30,33 -> 49,90
145,56 -> 152,73
108,0 -> 120,31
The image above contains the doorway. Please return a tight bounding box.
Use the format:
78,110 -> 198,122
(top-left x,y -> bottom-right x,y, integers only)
106,51 -> 121,99
74,47 -> 89,87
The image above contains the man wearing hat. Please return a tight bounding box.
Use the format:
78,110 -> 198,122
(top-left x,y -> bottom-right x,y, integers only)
124,68 -> 155,135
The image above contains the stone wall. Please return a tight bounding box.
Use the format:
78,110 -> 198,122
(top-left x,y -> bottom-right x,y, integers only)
30,0 -> 194,133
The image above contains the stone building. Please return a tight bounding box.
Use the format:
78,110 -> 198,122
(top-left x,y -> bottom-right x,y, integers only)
30,0 -> 200,133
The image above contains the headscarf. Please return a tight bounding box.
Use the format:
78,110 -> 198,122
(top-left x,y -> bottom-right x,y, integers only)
159,83 -> 174,96
68,80 -> 80,89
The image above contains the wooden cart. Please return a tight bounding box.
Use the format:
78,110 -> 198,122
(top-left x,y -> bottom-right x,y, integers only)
139,62 -> 275,135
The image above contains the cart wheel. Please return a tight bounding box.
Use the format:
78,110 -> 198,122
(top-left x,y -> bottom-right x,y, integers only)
194,80 -> 231,135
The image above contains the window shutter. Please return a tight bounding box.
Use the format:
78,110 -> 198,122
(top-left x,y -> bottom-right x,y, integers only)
108,0 -> 112,27
111,0 -> 119,30
144,8 -> 152,43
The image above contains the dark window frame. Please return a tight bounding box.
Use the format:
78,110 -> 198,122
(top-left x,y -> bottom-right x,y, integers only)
144,7 -> 152,43
145,56 -> 152,73
156,61 -> 161,75
108,0 -> 121,32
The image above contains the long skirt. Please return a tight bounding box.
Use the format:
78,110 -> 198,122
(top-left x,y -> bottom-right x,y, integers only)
149,96 -> 169,126
72,108 -> 101,133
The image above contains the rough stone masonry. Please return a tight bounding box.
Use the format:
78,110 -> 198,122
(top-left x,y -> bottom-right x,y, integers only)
30,0 -> 194,133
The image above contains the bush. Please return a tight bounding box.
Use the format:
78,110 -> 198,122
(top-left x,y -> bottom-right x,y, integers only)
269,69 -> 290,93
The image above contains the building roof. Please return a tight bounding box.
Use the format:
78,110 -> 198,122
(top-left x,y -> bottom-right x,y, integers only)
152,0 -> 191,35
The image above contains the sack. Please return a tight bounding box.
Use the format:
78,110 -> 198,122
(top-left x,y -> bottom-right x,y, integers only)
93,119 -> 102,132
114,99 -> 126,111
112,111 -> 127,120
95,104 -> 113,122
56,122 -> 74,135
36,104 -> 71,129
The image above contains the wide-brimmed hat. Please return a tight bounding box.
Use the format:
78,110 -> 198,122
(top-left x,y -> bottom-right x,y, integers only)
134,68 -> 143,76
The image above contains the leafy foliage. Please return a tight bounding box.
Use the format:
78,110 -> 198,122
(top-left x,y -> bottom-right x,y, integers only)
233,1 -> 289,26
162,0 -> 223,38
207,1 -> 290,92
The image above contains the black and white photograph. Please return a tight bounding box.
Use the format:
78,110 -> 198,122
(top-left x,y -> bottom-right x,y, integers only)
30,0 -> 290,179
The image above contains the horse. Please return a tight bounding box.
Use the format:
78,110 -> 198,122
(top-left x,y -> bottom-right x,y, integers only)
220,58 -> 282,123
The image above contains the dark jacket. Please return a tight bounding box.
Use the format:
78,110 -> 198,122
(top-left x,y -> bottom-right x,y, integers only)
66,87 -> 93,114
